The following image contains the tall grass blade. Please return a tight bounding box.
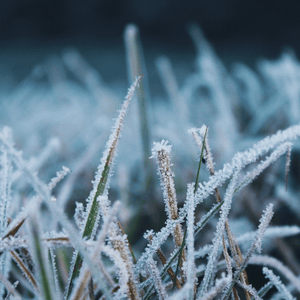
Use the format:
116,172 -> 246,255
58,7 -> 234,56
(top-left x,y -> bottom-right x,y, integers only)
65,76 -> 142,298
28,212 -> 55,300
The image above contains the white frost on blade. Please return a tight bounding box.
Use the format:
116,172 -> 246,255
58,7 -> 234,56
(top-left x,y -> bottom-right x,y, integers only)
253,204 -> 274,253
47,166 -> 70,191
168,285 -> 188,300
185,183 -> 196,298
194,245 -> 212,259
150,139 -> 172,157
0,128 -> 13,237
240,204 -> 274,266
101,245 -> 129,299
150,139 -> 184,250
82,75 -> 142,239
148,258 -> 167,300
150,140 -> 177,221
194,201 -> 223,236
236,226 -> 300,246
197,170 -> 239,298
136,218 -> 178,275
235,142 -> 292,194
249,255 -> 300,293
263,267 -> 295,300
74,202 -> 84,231
138,124 -> 300,274
0,129 -> 114,298
199,275 -> 230,300
70,202 -> 120,300
236,281 -> 262,300
3,165 -> 70,241
49,247 -> 62,300
191,124 -> 300,209
256,281 -> 274,299
221,204 -> 274,300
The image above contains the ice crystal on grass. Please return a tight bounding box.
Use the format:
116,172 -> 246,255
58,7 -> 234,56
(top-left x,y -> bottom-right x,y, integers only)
198,170 -> 239,298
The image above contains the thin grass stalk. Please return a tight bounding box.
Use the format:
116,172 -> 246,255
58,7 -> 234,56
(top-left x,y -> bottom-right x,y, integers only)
66,76 -> 142,298
148,258 -> 167,300
191,127 -> 251,299
253,282 -> 273,299
10,251 -> 39,293
172,127 -> 208,290
197,170 -> 240,298
70,202 -> 120,300
101,199 -> 140,299
3,280 -> 20,300
28,212 -> 55,300
236,281 -> 262,300
0,272 -> 21,300
285,144 -> 291,190
222,204 -> 274,300
262,267 -> 294,300
151,140 -> 186,266
186,184 -> 196,300
146,233 -> 182,290
49,247 -> 62,300
141,199 -> 225,298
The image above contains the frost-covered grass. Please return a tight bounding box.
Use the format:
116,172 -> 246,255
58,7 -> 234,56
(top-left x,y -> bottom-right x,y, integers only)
0,23 -> 300,299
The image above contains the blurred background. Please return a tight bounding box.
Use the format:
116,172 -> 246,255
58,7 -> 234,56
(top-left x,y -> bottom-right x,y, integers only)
1,0 -> 300,84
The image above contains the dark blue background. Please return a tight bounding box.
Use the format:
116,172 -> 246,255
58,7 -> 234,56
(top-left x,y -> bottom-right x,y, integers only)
1,0 -> 299,51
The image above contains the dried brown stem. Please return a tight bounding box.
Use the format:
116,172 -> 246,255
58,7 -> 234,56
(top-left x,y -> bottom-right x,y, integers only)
10,250 -> 39,293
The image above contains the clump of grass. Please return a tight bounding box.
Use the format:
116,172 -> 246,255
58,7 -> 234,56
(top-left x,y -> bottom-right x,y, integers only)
0,23 -> 300,300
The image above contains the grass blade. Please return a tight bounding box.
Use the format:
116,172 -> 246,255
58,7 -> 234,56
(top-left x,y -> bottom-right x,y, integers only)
65,76 -> 142,298
28,213 -> 55,300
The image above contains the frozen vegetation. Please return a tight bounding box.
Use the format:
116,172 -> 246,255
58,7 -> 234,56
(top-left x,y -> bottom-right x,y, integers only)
0,23 -> 300,299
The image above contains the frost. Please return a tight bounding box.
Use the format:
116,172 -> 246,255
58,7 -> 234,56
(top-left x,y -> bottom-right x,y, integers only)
185,183 -> 196,298
198,275 -> 230,300
148,258 -> 167,300
198,170 -> 239,297
249,255 -> 300,293
236,226 -> 300,246
263,267 -> 295,300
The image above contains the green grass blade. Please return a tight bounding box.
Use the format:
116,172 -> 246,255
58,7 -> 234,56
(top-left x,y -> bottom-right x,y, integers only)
194,126 -> 208,194
172,126 -> 208,290
29,215 -> 55,300
65,157 -> 111,298
65,76 -> 142,299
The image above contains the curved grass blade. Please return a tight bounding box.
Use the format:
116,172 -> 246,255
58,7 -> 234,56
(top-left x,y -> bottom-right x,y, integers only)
65,76 -> 143,299
28,214 -> 55,300
172,127 -> 207,290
